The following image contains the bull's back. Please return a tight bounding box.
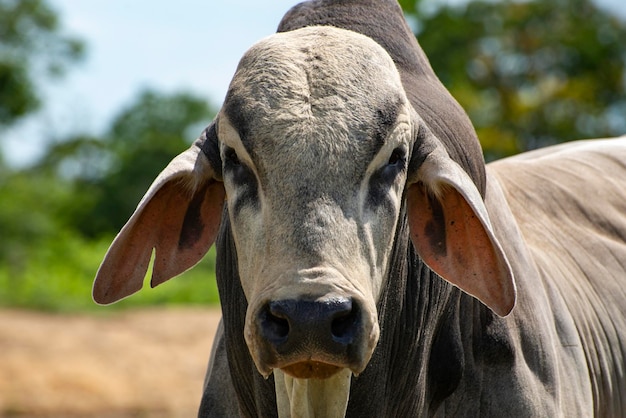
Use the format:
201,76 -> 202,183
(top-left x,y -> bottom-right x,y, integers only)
489,138 -> 626,416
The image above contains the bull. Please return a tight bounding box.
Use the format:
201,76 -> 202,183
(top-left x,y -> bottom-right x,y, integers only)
94,0 -> 626,416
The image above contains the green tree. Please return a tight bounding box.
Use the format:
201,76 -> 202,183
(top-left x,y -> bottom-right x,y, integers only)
0,3 -> 220,311
401,0 -> 626,159
0,0 -> 84,128
1,89 -> 217,311
41,90 -> 215,237
0,0 -> 84,269
0,168 -> 75,268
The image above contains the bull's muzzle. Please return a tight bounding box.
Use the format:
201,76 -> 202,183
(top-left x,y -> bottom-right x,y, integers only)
251,295 -> 377,379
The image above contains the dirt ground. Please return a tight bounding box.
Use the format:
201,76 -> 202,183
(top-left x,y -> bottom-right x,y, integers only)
0,307 -> 222,417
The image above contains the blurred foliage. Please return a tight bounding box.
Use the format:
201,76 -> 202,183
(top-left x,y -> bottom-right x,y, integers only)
401,0 -> 626,159
0,0 -> 219,312
0,90 -> 218,312
0,234 -> 220,312
0,0 -> 84,128
40,90 -> 214,237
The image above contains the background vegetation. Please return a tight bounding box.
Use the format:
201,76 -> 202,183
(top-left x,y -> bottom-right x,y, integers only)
0,0 -> 624,312
401,0 -> 626,159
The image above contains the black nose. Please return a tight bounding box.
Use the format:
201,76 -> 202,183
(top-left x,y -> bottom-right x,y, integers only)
259,297 -> 361,356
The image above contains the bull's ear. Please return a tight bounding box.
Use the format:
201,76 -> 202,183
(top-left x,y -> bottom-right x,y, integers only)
406,127 -> 516,317
93,126 -> 225,305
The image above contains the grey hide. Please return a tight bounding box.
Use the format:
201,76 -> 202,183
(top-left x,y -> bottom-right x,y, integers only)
92,0 -> 626,417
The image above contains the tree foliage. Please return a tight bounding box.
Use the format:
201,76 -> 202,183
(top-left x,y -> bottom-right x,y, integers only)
2,89 -> 214,251
401,0 -> 626,159
0,0 -> 84,128
0,89 -> 216,311
41,90 -> 215,237
0,168 -> 75,269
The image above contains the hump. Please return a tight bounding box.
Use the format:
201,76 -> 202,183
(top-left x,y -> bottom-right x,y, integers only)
278,0 -> 431,78
278,0 -> 487,196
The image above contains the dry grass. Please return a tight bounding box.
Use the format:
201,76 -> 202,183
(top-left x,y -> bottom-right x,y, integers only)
0,308 -> 221,417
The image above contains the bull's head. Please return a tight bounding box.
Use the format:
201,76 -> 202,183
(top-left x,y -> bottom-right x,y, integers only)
93,26 -> 515,417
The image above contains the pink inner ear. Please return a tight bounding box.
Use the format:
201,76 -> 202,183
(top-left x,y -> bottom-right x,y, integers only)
152,180 -> 225,287
407,183 -> 515,316
93,178 -> 225,305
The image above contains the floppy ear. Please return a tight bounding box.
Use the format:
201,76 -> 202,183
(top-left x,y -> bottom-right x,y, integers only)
93,128 -> 225,305
406,126 -> 516,317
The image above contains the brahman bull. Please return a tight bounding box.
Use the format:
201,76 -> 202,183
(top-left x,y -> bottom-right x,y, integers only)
93,0 -> 626,416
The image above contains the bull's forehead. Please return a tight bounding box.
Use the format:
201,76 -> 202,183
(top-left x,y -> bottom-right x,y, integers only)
222,26 -> 407,184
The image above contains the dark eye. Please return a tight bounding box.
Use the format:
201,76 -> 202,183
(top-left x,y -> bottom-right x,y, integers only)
221,144 -> 259,212
224,147 -> 240,166
223,146 -> 255,187
387,148 -> 406,167
368,147 -> 406,208
371,147 -> 406,187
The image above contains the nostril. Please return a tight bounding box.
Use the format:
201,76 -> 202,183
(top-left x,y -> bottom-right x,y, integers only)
331,302 -> 360,345
260,297 -> 362,351
260,304 -> 290,345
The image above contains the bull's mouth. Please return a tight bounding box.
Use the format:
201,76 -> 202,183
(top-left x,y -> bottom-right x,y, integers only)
281,360 -> 343,379
274,368 -> 353,418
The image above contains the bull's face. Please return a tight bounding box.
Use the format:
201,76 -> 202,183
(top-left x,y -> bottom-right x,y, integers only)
218,27 -> 411,379
93,25 -> 515,418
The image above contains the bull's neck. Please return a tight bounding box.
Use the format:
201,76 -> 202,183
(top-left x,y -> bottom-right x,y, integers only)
215,215 -> 277,417
345,210 -> 466,416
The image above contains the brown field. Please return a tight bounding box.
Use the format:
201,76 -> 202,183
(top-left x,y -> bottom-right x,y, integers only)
0,308 -> 222,417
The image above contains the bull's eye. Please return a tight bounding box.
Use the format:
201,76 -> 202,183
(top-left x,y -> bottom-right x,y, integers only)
223,145 -> 259,211
224,146 -> 255,188
387,148 -> 406,168
382,147 -> 407,180
368,147 -> 406,207
224,147 -> 241,167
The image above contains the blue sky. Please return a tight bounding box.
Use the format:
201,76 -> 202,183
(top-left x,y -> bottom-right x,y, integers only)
3,0 -> 625,166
